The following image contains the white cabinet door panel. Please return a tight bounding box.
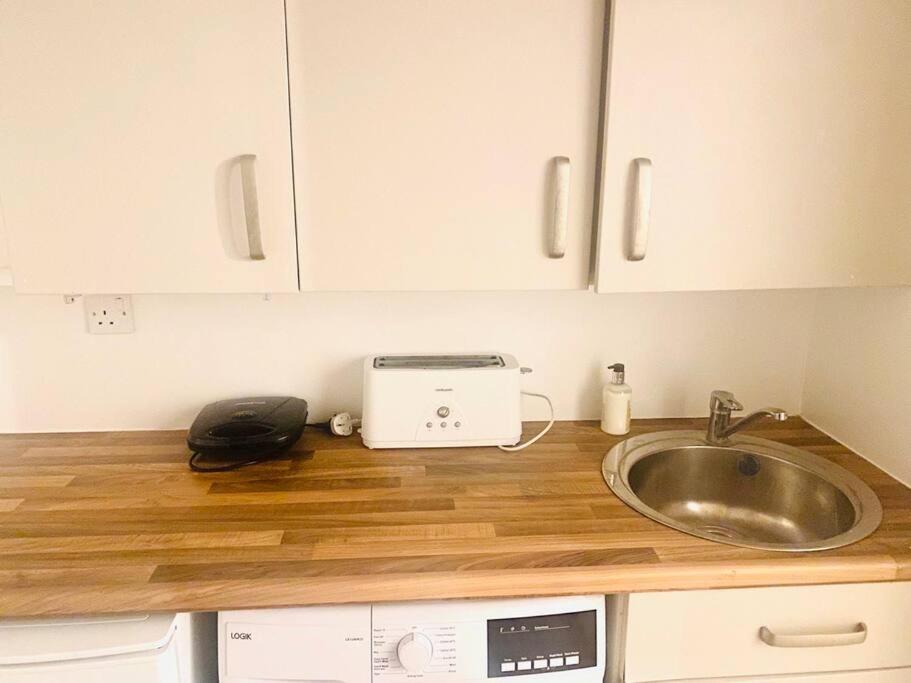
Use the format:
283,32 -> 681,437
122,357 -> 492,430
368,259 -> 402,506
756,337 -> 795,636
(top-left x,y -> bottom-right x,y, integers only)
625,583 -> 911,682
288,0 -> 604,291
0,1 -> 298,293
656,668 -> 911,683
596,0 -> 911,292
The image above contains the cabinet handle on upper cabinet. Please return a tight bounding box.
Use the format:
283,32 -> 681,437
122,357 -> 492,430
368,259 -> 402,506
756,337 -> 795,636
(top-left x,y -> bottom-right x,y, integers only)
239,154 -> 266,261
759,623 -> 868,648
549,156 -> 571,258
628,157 -> 652,261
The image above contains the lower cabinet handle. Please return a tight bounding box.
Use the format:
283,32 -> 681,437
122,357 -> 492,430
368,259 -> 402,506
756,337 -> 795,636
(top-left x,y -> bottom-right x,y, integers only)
628,157 -> 652,261
239,154 -> 266,261
549,156 -> 570,258
759,623 -> 868,648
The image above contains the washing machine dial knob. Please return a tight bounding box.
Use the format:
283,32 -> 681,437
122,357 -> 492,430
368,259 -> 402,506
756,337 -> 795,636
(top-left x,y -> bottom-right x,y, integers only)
397,632 -> 434,672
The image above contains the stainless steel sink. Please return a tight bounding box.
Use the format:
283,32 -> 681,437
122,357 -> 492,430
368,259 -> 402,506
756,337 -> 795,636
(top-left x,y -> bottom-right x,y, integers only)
602,431 -> 882,551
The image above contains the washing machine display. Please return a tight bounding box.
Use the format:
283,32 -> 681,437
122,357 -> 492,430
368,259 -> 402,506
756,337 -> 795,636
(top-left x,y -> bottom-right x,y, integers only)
487,610 -> 596,677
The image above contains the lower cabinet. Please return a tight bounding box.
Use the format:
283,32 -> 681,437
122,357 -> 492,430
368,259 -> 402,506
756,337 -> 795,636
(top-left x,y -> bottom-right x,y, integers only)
648,669 -> 911,683
619,583 -> 911,683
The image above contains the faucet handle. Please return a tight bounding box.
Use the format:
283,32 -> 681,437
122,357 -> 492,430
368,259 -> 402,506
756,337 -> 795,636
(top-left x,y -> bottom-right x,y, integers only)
710,390 -> 743,412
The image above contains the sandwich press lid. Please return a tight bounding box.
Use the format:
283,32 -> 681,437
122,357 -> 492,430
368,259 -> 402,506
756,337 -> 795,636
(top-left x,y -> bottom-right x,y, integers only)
0,613 -> 176,666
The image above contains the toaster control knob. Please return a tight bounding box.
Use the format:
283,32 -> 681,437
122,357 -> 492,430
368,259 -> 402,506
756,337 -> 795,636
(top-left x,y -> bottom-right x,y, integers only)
397,632 -> 434,672
437,406 -> 450,418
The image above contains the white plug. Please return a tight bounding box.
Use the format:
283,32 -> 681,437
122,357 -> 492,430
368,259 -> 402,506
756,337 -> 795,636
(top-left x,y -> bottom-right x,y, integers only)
329,412 -> 361,437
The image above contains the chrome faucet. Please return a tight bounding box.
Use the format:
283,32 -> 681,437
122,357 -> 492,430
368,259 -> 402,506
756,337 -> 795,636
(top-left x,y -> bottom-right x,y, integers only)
706,390 -> 788,445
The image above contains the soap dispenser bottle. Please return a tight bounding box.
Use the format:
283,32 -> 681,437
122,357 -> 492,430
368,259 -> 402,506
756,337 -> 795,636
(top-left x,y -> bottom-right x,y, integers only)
601,363 -> 632,435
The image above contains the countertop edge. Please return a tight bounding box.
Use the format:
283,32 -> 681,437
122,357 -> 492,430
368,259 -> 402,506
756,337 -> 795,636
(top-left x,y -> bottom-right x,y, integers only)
1,556 -> 905,618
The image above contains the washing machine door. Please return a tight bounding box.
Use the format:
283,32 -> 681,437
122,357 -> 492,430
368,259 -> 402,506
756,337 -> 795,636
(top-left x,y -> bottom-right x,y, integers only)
0,613 -> 180,683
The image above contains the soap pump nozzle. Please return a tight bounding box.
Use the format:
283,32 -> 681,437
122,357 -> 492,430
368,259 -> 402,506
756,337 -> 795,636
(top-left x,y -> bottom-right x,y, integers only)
607,363 -> 625,385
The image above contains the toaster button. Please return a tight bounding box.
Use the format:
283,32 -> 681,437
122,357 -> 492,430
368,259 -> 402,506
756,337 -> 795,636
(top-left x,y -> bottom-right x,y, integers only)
437,406 -> 450,418
454,421 -> 461,428
440,422 -> 447,428
425,422 -> 432,429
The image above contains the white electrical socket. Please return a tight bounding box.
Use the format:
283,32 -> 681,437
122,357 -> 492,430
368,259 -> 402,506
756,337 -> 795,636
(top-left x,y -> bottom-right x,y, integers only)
84,295 -> 135,334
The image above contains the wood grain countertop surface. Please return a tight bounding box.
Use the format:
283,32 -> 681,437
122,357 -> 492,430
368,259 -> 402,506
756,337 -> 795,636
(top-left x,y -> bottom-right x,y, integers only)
0,417 -> 909,618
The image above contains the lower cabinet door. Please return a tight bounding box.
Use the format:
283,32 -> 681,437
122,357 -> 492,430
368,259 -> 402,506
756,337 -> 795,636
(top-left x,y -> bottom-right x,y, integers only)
657,668 -> 911,683
0,651 -> 179,683
624,583 -> 911,682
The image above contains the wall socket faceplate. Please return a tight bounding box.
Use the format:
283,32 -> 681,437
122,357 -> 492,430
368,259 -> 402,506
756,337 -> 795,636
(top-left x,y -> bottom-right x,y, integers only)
84,295 -> 135,334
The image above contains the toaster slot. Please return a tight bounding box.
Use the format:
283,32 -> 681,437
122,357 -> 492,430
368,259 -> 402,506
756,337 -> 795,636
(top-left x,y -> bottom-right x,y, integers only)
373,354 -> 505,369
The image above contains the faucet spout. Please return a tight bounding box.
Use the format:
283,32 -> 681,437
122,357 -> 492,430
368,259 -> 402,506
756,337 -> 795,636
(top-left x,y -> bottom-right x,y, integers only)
706,390 -> 787,444
716,407 -> 788,441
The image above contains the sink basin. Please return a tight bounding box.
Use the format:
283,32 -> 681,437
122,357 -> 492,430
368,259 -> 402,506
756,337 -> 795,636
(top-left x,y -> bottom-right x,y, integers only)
602,431 -> 882,551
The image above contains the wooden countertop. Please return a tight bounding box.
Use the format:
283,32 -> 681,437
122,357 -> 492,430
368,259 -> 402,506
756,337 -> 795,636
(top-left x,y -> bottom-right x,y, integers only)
1,418 -> 909,617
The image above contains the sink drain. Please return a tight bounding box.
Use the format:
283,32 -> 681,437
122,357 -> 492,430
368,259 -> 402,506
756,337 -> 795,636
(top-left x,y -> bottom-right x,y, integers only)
738,454 -> 761,476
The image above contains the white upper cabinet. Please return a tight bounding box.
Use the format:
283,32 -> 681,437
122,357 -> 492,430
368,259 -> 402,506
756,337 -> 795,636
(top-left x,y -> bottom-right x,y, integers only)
595,0 -> 911,293
287,0 -> 605,291
0,1 -> 298,294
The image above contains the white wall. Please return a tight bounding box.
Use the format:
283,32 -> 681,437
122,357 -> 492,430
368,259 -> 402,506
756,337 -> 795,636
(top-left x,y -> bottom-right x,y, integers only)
0,288 -> 815,432
802,288 -> 911,485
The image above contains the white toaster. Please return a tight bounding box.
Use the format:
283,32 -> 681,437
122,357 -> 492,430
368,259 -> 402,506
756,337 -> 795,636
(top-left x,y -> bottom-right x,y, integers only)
361,353 -> 523,449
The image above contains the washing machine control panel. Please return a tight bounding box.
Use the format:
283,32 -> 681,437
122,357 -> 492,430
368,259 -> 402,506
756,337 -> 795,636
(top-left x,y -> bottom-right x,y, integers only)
372,624 -> 458,678
371,597 -> 602,682
487,610 -> 596,677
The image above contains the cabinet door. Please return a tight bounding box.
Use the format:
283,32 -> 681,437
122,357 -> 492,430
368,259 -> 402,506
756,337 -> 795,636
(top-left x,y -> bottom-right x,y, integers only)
0,1 -> 298,293
656,669 -> 911,683
288,0 -> 604,291
595,0 -> 911,293
624,583 -> 911,683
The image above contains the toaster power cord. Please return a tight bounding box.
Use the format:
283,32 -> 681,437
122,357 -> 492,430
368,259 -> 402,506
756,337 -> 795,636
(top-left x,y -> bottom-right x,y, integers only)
497,391 -> 554,452
188,447 -> 288,473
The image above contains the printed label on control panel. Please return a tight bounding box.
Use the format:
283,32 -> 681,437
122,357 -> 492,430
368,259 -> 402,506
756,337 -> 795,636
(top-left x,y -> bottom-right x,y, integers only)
373,625 -> 459,679
486,611 -> 597,677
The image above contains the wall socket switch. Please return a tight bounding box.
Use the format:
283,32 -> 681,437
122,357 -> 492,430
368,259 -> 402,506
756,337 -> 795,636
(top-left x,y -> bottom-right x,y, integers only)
84,295 -> 135,334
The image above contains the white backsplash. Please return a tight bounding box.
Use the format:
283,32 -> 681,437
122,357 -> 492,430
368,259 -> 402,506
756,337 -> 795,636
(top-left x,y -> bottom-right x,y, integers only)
803,287 -> 911,485
0,288 -> 815,432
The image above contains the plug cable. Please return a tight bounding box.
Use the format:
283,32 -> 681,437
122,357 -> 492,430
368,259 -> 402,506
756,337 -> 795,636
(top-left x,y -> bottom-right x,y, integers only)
188,448 -> 287,473
497,391 -> 554,452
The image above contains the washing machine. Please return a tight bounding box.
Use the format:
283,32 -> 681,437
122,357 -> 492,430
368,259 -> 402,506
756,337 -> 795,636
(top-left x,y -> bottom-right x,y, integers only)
0,612 -> 216,682
218,595 -> 606,683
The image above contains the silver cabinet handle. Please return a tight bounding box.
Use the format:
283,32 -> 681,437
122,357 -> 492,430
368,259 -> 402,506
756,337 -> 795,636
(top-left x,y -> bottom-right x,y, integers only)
628,157 -> 652,261
759,623 -> 868,648
549,156 -> 570,258
239,154 -> 265,261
